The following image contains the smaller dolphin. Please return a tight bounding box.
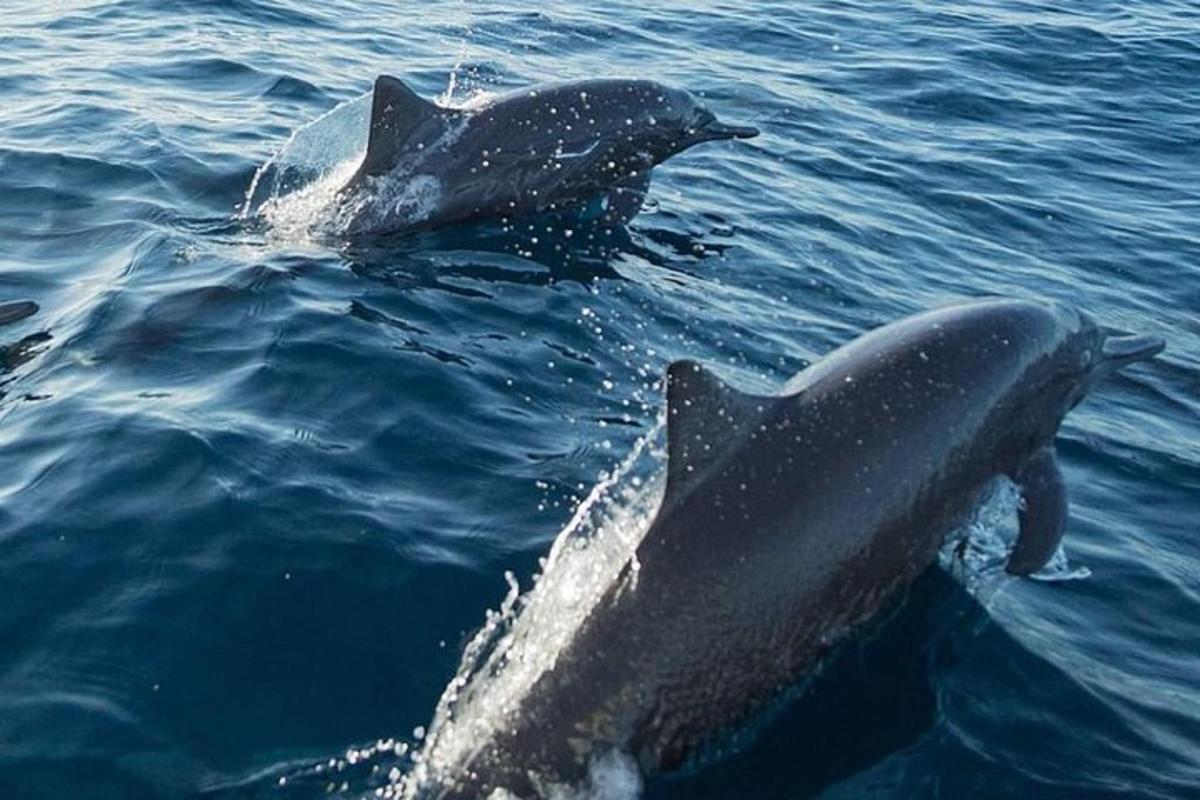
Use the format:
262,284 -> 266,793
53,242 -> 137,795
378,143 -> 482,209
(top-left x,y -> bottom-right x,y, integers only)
335,76 -> 758,236
0,301 -> 46,382
409,298 -> 1164,799
0,301 -> 37,328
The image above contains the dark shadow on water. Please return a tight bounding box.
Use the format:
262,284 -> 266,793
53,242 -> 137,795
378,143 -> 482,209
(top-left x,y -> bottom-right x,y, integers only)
0,301 -> 39,328
333,203 -> 741,293
341,217 -> 628,291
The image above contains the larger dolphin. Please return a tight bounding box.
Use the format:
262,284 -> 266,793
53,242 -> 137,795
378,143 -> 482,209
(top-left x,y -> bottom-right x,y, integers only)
409,298 -> 1164,799
335,76 -> 758,236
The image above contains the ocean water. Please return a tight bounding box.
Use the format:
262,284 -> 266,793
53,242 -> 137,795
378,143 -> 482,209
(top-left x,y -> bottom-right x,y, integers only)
1,1 -> 1198,798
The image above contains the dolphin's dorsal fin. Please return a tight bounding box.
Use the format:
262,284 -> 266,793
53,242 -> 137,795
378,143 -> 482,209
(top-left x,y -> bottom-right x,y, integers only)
664,360 -> 769,499
360,75 -> 442,177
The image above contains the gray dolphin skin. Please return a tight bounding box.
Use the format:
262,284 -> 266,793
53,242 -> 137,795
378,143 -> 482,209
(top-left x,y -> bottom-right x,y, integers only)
336,75 -> 759,235
417,298 -> 1164,799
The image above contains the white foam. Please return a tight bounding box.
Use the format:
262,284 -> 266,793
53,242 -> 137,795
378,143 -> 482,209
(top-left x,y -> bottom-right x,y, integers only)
399,421 -> 667,799
480,753 -> 642,800
330,172 -> 445,236
255,155 -> 364,243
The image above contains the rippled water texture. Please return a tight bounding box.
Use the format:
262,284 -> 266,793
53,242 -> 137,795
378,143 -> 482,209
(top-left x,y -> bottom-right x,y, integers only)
1,2 -> 1198,798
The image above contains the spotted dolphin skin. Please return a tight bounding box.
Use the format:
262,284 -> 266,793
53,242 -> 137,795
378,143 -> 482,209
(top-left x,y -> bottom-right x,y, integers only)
336,76 -> 758,235
412,298 -> 1164,799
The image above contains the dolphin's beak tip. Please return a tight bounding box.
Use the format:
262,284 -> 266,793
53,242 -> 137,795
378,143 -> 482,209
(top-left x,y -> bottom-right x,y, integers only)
727,124 -> 760,140
1102,334 -> 1166,367
699,121 -> 761,142
1135,335 -> 1165,360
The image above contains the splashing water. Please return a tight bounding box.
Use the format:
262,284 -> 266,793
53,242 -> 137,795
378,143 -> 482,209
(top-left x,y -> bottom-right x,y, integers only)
940,478 -> 1092,605
396,420 -> 667,800
327,113 -> 475,238
239,92 -> 372,219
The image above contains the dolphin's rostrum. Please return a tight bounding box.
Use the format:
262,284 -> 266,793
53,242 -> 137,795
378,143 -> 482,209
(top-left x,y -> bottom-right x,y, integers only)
407,298 -> 1164,799
336,75 -> 759,236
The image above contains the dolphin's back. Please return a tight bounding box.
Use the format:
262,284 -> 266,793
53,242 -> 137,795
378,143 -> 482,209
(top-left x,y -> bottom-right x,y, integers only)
647,299 -> 1069,563
416,299 -> 1156,799
435,79 -> 673,210
607,300 -> 1077,762
428,300 -> 1084,794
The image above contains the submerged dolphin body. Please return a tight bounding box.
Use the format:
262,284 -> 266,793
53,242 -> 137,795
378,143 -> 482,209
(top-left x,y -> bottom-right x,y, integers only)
409,298 -> 1165,799
335,76 -> 758,236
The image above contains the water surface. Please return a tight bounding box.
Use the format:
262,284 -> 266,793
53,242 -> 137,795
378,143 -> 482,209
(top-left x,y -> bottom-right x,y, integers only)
1,1 -> 1198,798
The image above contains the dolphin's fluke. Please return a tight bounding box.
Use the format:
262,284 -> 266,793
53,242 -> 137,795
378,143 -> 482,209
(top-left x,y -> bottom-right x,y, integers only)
359,75 -> 443,177
1006,446 -> 1068,575
664,360 -> 768,498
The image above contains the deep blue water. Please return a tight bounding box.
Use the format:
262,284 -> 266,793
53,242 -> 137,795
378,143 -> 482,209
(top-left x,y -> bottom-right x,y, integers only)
2,1 -> 1198,798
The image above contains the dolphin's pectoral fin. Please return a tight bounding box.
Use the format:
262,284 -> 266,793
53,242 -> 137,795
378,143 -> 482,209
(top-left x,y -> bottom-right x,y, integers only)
359,75 -> 445,177
600,174 -> 652,226
664,360 -> 769,499
1006,446 -> 1068,575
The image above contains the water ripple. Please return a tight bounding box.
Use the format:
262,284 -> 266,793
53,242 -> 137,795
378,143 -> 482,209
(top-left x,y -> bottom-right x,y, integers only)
0,1 -> 1197,798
